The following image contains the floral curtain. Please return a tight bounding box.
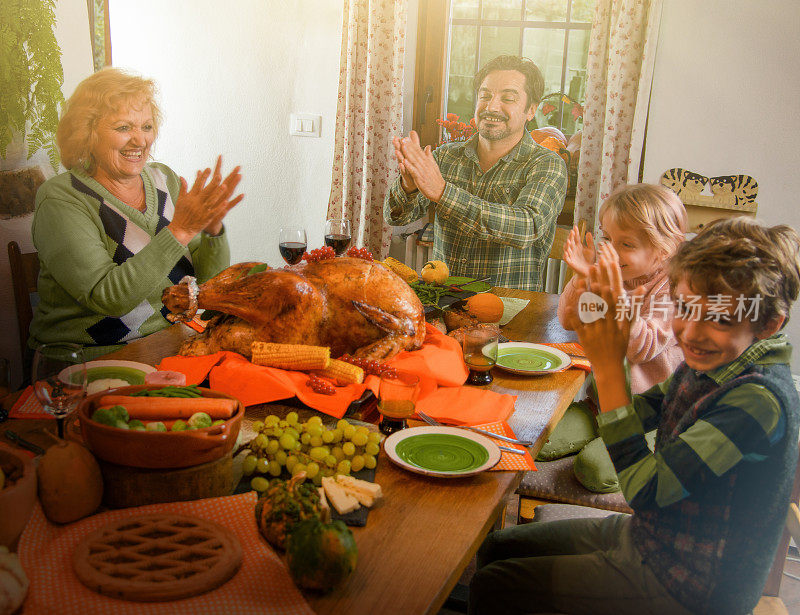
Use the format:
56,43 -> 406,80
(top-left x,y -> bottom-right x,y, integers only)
327,0 -> 408,258
574,0 -> 663,232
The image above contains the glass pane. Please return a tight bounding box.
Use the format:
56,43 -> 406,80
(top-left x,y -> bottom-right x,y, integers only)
525,0 -> 566,22
446,25 -> 480,126
570,0 -> 596,23
522,28 -> 565,130
452,0 -> 479,19
522,28 -> 564,95
481,0 -> 522,21
560,28 -> 590,133
479,26 -> 522,68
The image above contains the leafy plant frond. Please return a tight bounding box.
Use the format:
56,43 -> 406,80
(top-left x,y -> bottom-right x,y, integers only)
0,0 -> 65,169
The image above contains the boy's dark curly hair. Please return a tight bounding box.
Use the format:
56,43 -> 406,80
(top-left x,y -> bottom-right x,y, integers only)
668,217 -> 800,329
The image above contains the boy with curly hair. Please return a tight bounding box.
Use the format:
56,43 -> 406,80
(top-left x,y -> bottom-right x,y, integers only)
470,217 -> 800,614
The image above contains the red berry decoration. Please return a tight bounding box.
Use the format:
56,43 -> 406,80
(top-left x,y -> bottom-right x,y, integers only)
346,247 -> 373,262
339,355 -> 393,377
302,246 -> 336,263
308,374 -> 335,395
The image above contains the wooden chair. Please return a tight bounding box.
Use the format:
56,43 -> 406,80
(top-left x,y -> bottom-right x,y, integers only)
7,241 -> 40,366
542,221 -> 585,294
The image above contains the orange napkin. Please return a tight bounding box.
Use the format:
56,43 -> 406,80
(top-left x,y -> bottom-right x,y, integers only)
415,386 -> 517,426
470,421 -> 537,471
541,342 -> 591,371
8,385 -> 52,420
183,314 -> 210,333
18,493 -> 313,615
157,324 -> 478,419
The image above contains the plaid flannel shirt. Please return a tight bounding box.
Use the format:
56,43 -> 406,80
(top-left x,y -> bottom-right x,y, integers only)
384,131 -> 567,290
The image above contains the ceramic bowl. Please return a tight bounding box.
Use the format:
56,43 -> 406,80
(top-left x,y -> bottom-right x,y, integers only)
0,442 -> 37,548
77,385 -> 243,469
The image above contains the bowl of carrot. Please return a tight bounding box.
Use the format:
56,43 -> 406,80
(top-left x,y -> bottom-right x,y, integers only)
76,385 -> 244,469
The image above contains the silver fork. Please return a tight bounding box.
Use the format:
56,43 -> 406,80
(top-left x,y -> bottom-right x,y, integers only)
416,411 -> 530,454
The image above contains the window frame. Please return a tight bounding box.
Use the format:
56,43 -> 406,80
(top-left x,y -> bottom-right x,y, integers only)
412,0 -> 593,144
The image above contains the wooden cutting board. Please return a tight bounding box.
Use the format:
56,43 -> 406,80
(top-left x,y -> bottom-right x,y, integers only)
97,450 -> 235,509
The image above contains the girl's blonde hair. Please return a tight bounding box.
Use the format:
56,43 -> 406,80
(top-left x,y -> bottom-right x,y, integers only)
57,67 -> 162,173
599,184 -> 687,256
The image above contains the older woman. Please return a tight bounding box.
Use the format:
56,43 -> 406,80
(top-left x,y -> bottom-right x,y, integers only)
28,68 -> 243,361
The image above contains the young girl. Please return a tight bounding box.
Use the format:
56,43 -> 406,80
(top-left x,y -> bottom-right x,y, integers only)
557,183 -> 687,393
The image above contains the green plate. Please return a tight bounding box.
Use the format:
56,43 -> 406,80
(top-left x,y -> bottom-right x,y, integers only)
384,426 -> 501,477
59,360 -> 156,386
443,276 -> 492,293
495,343 -> 572,375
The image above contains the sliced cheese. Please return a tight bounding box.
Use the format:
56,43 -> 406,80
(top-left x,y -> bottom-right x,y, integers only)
321,476 -> 360,515
317,487 -> 331,523
335,474 -> 383,507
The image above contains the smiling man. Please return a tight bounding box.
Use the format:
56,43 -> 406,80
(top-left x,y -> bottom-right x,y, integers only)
384,55 -> 567,290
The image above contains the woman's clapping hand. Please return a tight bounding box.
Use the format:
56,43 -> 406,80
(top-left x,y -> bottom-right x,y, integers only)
168,156 -> 244,246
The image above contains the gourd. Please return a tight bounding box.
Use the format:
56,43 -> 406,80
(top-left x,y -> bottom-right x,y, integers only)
286,518 -> 357,591
254,473 -> 323,550
465,293 -> 504,323
420,260 -> 449,284
0,546 -> 28,615
37,441 -> 103,524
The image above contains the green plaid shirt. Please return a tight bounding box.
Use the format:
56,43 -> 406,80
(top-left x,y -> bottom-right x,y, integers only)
384,131 -> 568,290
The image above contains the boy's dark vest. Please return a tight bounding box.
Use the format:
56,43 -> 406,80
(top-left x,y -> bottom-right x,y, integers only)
631,360 -> 799,614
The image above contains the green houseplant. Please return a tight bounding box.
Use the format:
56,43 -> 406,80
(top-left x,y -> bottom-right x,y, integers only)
0,0 -> 65,169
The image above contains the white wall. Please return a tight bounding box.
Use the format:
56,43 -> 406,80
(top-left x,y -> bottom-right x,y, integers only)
643,0 -> 800,369
0,0 -> 93,386
109,0 -> 343,265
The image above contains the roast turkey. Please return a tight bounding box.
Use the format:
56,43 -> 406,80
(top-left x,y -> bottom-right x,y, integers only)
161,257 -> 426,359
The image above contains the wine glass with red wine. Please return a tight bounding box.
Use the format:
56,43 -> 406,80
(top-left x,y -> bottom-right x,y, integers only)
278,226 -> 307,264
324,218 -> 352,256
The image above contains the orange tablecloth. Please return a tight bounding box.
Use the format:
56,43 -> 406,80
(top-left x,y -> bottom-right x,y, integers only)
18,493 -> 313,615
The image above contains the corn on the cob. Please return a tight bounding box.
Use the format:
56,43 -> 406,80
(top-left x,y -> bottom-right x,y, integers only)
313,359 -> 365,385
251,342 -> 330,370
383,257 -> 419,283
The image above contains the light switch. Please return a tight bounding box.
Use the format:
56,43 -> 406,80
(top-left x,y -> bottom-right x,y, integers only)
289,113 -> 322,138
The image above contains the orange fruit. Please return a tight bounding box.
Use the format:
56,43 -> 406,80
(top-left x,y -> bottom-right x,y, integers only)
465,293 -> 504,323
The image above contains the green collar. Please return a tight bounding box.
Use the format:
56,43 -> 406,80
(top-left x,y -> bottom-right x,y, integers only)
704,334 -> 792,385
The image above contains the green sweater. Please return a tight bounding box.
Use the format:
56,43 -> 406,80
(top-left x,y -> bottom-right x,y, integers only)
29,163 -> 230,360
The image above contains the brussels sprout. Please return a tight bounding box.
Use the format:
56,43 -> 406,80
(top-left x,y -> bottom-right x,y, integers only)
113,420 -> 130,430
171,419 -> 188,431
128,419 -> 145,431
187,412 -> 212,429
107,405 -> 129,423
91,407 -> 117,426
145,421 -> 167,432
211,419 -> 225,427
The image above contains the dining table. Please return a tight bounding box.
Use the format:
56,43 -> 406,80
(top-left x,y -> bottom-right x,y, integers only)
1,288 -> 585,615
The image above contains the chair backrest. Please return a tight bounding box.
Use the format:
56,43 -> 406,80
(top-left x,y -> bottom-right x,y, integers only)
543,222 -> 585,294
7,241 -> 40,364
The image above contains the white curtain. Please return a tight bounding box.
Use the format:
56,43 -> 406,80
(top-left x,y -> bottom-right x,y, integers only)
574,0 -> 663,232
327,0 -> 408,258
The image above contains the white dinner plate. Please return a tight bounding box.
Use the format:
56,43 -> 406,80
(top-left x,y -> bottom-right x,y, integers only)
59,360 -> 156,387
383,426 -> 501,478
494,342 -> 572,375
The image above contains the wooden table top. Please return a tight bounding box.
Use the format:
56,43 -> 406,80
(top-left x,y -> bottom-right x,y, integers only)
3,289 -> 584,615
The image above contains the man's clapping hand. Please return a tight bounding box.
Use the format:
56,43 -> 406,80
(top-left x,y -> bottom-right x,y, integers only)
393,130 -> 446,203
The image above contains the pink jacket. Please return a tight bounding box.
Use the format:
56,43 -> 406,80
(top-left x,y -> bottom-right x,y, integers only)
557,267 -> 684,394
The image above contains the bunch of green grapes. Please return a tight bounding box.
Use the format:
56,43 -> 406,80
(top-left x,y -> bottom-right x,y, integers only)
242,412 -> 382,492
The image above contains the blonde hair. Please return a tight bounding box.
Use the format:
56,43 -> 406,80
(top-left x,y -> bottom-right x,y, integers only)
668,217 -> 800,328
57,68 -> 162,173
599,184 -> 687,257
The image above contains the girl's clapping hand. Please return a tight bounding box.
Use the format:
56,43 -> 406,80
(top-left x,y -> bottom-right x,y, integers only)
563,225 -> 596,278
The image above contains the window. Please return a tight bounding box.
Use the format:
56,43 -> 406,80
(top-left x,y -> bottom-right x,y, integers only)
444,0 -> 594,136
